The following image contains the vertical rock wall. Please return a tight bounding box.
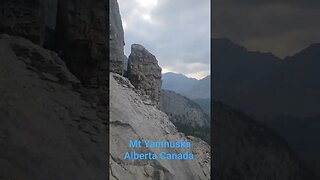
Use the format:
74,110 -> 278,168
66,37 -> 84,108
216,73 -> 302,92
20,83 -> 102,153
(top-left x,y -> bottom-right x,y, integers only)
109,0 -> 126,76
55,0 -> 108,88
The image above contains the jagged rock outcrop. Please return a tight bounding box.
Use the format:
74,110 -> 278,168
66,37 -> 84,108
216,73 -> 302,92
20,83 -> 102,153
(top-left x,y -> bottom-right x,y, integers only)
213,100 -> 318,180
128,44 -> 162,107
0,34 -> 107,179
110,73 -> 210,180
0,0 -> 110,88
110,0 -> 126,75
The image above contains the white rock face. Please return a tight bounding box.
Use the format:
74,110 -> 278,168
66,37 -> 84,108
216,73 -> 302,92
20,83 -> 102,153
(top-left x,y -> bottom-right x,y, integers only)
110,73 -> 210,180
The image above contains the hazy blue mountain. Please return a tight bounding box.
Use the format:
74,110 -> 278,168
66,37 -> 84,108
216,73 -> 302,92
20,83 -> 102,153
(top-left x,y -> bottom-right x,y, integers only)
162,72 -> 210,99
162,72 -> 198,93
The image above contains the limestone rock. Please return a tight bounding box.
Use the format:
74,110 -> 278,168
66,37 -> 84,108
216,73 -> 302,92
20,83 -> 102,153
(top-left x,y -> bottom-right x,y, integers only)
128,44 -> 162,107
0,34 -> 107,180
110,73 -> 210,180
109,0 -> 125,75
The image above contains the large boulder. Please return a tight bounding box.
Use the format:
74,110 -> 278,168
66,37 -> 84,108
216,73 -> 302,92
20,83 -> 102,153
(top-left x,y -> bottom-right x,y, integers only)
128,44 -> 162,107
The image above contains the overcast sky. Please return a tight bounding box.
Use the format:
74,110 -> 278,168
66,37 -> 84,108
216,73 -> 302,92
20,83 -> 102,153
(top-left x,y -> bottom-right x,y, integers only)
117,0 -> 210,79
213,0 -> 320,58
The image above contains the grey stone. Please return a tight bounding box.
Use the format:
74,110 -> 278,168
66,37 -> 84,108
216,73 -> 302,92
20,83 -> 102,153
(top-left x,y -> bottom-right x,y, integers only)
0,35 -> 107,180
109,0 -> 125,75
128,44 -> 162,108
55,0 -> 108,88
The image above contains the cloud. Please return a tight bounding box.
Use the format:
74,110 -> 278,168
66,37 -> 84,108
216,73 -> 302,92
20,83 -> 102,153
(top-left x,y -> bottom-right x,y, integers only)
212,0 -> 320,58
117,0 -> 210,79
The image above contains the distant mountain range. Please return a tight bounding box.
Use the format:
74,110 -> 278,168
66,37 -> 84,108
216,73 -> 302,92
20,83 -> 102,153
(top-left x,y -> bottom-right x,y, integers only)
212,37 -> 320,178
212,37 -> 320,120
162,72 -> 210,100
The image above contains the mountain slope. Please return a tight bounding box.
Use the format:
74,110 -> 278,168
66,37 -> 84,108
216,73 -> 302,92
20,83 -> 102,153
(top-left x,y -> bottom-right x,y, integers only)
213,100 -> 318,180
110,73 -> 210,180
160,90 -> 210,142
212,38 -> 320,120
212,37 -> 320,178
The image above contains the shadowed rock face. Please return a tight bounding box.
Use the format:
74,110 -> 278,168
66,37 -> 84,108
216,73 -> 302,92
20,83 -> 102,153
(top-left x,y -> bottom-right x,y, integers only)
0,34 -> 107,180
54,0 -> 108,88
0,0 -> 58,45
128,44 -> 162,107
0,0 -> 113,89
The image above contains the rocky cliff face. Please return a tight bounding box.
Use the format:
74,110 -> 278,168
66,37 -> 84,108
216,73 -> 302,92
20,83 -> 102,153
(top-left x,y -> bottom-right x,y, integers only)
0,0 -> 112,88
0,34 -> 107,180
128,44 -> 162,107
109,0 -> 126,75
110,73 -> 210,180
160,90 -> 210,128
54,0 -> 108,88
